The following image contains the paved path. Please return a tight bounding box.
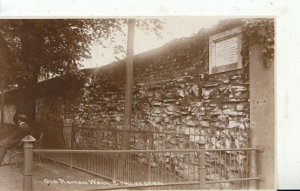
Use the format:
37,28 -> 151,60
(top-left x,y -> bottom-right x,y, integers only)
0,161 -> 122,191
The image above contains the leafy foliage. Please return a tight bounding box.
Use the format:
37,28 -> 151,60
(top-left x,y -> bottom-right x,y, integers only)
0,19 -> 163,87
166,18 -> 274,71
242,18 -> 274,68
193,18 -> 274,69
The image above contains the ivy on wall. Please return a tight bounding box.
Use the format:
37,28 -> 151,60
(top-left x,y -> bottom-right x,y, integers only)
185,18 -> 274,73
189,18 -> 274,70
242,18 -> 275,68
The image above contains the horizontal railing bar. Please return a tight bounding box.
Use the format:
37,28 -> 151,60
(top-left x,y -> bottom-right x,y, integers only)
86,181 -> 201,190
77,128 -> 251,136
205,148 -> 259,151
78,127 -> 152,133
33,149 -> 201,153
206,177 -> 260,184
33,148 -> 259,154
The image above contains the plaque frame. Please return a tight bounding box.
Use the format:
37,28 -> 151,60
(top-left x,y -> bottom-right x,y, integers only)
209,26 -> 242,75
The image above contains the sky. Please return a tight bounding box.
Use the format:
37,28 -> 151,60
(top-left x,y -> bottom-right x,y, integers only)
82,17 -> 222,68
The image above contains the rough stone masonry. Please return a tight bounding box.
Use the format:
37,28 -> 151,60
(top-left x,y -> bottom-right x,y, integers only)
31,21 -> 251,184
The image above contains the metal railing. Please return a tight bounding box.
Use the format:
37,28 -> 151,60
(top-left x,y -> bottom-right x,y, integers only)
35,149 -> 203,190
204,148 -> 260,190
75,127 -> 250,150
21,135 -> 260,191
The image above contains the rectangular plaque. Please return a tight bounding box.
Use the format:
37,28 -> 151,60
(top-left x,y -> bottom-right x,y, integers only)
209,27 -> 242,74
215,36 -> 239,67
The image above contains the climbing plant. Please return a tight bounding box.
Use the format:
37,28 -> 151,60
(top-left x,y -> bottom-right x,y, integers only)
180,18 -> 274,74
189,18 -> 274,69
242,18 -> 275,68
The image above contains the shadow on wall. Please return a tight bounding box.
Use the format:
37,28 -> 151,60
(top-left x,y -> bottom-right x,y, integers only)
32,120 -> 65,149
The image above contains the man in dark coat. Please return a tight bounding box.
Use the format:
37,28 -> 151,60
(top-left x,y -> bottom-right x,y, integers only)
0,114 -> 30,165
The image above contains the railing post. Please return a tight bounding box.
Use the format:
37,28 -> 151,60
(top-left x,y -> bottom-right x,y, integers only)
114,131 -> 118,149
147,152 -> 151,182
249,149 -> 258,189
22,135 -> 36,191
70,154 -> 73,168
199,142 -> 206,189
63,119 -> 73,149
149,132 -> 154,150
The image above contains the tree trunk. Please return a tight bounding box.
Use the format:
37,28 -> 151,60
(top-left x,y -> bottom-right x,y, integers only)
17,21 -> 41,122
122,19 -> 135,150
16,77 -> 37,122
0,34 -> 15,126
0,81 -> 4,127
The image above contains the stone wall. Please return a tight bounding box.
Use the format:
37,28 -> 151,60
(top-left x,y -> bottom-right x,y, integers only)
32,22 -> 251,184
1,19 -> 274,188
33,21 -> 250,151
0,105 -> 15,124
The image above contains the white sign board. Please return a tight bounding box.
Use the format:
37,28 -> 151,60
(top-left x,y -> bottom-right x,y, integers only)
209,27 -> 242,74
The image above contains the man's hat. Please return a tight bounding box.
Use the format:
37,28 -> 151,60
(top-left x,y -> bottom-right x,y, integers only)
16,114 -> 28,122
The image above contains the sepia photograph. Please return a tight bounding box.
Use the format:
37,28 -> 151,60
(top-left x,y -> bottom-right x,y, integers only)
0,15 -> 275,191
